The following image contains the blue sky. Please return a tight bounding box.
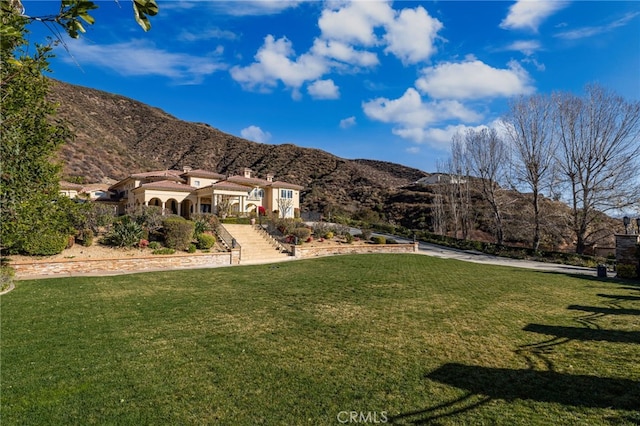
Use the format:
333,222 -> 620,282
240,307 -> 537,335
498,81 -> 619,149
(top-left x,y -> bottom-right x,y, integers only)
24,1 -> 640,172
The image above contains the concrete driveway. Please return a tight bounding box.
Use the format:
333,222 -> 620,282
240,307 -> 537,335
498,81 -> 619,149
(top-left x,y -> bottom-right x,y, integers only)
373,232 -> 598,277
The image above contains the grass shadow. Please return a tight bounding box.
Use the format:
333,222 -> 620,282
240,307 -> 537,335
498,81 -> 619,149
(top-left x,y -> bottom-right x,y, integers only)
567,305 -> 640,316
388,392 -> 490,424
522,323 -> 640,344
422,363 -> 640,411
597,294 -> 640,301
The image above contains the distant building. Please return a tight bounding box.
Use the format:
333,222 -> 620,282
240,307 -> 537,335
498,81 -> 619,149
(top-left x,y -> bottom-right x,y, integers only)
59,181 -> 113,201
415,174 -> 467,185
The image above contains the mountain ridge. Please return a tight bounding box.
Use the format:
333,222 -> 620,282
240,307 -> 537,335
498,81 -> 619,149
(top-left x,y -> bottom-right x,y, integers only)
50,79 -> 428,213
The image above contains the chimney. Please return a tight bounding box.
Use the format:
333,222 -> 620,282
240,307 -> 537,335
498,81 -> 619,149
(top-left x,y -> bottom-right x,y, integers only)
183,166 -> 192,173
243,168 -> 252,178
266,173 -> 274,182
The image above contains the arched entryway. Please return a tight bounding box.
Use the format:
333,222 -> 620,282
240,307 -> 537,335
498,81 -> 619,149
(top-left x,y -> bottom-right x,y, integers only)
166,198 -> 179,215
148,198 -> 162,208
181,199 -> 193,219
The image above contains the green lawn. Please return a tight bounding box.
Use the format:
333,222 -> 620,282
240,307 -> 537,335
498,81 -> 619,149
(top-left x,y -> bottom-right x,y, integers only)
1,254 -> 639,425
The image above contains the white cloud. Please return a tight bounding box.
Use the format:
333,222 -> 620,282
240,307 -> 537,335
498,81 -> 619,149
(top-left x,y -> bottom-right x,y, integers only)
308,79 -> 340,99
406,146 -> 420,154
397,124 -> 490,146
555,12 -> 640,40
415,59 -> 535,100
241,125 -> 272,143
339,116 -> 356,129
61,39 -> 225,84
500,0 -> 568,32
178,27 -> 238,42
311,39 -> 379,67
362,88 -> 482,144
230,35 -> 328,92
229,1 -> 447,97
383,6 -> 443,64
318,0 -> 394,46
207,0 -> 304,16
503,40 -> 542,56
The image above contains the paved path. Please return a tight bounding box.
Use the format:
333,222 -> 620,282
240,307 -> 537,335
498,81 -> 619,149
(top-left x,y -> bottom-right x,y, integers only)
306,222 -> 600,277
373,233 -> 598,277
416,241 -> 596,276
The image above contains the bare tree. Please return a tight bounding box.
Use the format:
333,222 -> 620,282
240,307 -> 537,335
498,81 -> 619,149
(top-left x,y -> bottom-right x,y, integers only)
435,159 -> 459,237
216,195 -> 233,218
431,191 -> 446,235
277,197 -> 293,218
465,127 -> 508,245
450,135 -> 472,240
502,94 -> 556,250
554,84 -> 640,253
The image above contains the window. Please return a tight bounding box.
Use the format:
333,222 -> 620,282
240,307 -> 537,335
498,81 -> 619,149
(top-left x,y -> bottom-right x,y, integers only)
280,189 -> 293,199
194,180 -> 200,187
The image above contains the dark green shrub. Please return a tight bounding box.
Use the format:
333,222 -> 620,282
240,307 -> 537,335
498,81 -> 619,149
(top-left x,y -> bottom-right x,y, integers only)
105,217 -> 143,248
221,217 -> 251,224
22,232 -> 69,256
163,217 -> 195,251
152,248 -> 176,255
324,231 -> 334,239
187,244 -> 197,253
386,238 -> 398,244
344,233 -> 354,244
196,233 -> 216,249
371,236 -> 386,245
148,241 -> 161,250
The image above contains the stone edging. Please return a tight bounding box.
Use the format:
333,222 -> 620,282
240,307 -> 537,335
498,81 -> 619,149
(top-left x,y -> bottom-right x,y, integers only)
0,282 -> 15,295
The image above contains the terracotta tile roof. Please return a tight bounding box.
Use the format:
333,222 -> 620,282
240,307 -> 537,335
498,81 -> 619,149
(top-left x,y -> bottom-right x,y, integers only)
81,183 -> 111,192
226,175 -> 270,186
182,169 -> 225,179
211,181 -> 251,192
268,181 -> 304,190
59,181 -> 85,190
133,180 -> 195,192
130,170 -> 184,180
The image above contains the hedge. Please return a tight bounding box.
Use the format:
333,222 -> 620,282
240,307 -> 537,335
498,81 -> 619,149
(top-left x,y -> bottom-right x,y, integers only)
163,217 -> 195,251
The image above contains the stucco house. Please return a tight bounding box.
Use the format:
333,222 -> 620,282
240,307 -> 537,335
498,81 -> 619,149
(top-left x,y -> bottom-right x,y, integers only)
59,181 -> 115,201
415,174 -> 467,185
105,167 -> 303,219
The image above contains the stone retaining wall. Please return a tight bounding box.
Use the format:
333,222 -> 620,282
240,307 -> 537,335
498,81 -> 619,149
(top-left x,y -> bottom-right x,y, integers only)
291,242 -> 418,259
12,250 -> 239,279
10,243 -> 417,279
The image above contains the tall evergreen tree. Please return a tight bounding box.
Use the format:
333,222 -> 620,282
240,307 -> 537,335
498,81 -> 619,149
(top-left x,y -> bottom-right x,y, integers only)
1,6 -> 72,254
1,0 -> 159,254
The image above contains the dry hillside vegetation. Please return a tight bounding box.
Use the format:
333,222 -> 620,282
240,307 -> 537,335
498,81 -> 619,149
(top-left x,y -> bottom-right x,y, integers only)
49,80 -> 426,213
49,80 -> 622,250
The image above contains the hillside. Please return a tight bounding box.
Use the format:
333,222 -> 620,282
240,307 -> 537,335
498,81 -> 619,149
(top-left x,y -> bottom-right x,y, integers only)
48,80 -> 622,252
49,80 -> 427,213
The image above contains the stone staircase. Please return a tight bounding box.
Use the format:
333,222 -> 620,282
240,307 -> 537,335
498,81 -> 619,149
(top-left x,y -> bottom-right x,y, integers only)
221,224 -> 291,264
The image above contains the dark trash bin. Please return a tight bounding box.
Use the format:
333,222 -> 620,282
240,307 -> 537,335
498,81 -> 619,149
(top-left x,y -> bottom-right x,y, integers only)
597,265 -> 607,278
